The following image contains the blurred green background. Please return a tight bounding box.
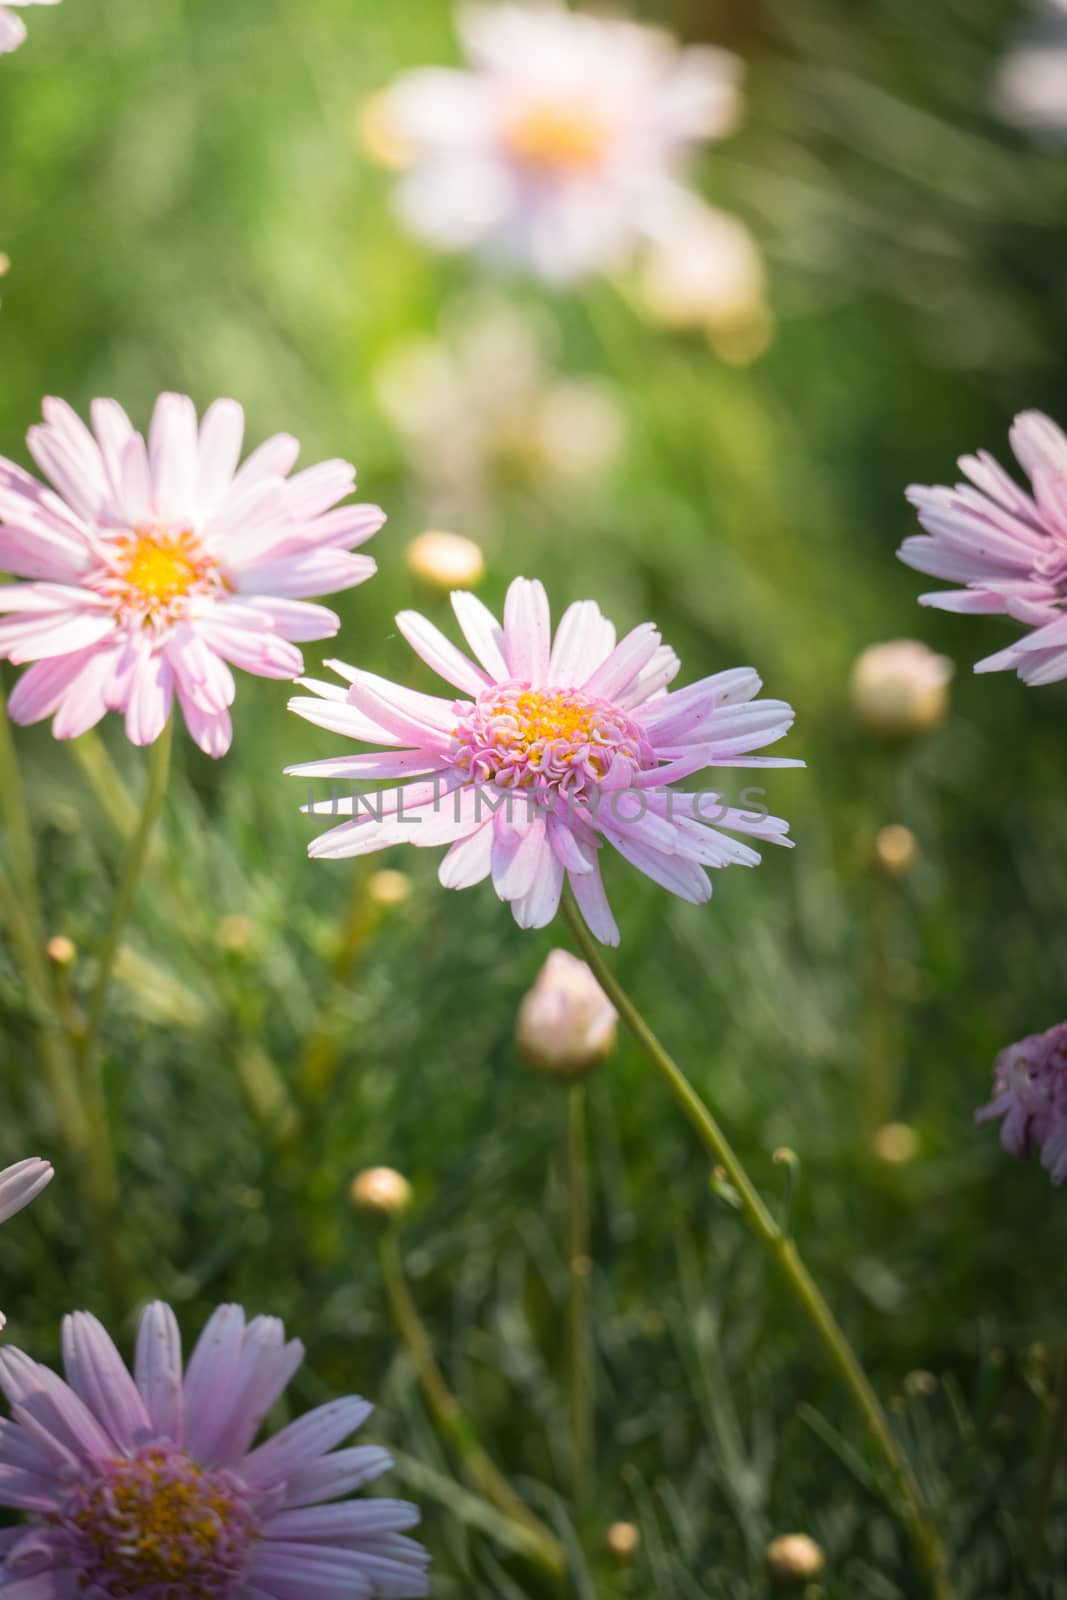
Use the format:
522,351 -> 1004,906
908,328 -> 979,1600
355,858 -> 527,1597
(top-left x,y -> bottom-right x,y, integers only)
2,0 -> 1067,1594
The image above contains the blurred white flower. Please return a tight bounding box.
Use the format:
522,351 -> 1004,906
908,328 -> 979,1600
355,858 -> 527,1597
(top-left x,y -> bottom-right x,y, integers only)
992,1 -> 1067,137
376,299 -> 624,518
633,193 -> 771,361
377,2 -> 742,282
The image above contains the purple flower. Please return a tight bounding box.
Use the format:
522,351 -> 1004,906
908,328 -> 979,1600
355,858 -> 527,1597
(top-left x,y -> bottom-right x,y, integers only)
976,1021 -> 1067,1184
287,575 -> 800,945
0,1158 -> 53,1331
0,1158 -> 53,1227
0,1301 -> 430,1597
900,410 -> 1067,685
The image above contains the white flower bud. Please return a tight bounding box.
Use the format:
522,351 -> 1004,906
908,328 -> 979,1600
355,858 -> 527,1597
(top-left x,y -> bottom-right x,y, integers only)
850,640 -> 953,738
516,950 -> 617,1080
766,1532 -> 826,1588
350,1166 -> 413,1220
406,530 -> 485,590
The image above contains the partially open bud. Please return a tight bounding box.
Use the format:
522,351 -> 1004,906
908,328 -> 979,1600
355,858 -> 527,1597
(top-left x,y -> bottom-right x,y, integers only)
516,950 -> 617,1080
605,1521 -> 640,1562
350,1166 -> 413,1221
45,935 -> 76,968
850,640 -> 953,738
406,530 -> 485,590
766,1532 -> 826,1588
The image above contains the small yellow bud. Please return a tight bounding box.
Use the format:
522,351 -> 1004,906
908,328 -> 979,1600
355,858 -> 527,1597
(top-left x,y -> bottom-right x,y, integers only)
875,823 -> 918,877
766,1532 -> 826,1588
850,640 -> 953,738
45,935 -> 76,967
872,1122 -> 920,1165
350,1166 -> 413,1220
0,253 -> 10,279
605,1521 -> 640,1561
516,950 -> 617,1081
367,869 -> 412,908
406,530 -> 485,590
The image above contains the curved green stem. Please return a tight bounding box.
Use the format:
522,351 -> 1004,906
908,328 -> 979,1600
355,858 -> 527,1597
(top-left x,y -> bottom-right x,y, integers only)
1025,1351 -> 1067,1574
561,891 -> 952,1600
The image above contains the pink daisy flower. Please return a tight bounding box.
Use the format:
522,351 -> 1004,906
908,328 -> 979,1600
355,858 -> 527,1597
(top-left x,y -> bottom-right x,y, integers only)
287,576 -> 800,945
976,1020 -> 1067,1185
0,1157 -> 53,1330
0,0 -> 59,55
0,394 -> 384,755
0,1301 -> 431,1597
900,410 -> 1067,685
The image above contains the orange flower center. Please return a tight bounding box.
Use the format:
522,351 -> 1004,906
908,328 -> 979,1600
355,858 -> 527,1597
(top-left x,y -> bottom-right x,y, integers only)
504,102 -> 611,172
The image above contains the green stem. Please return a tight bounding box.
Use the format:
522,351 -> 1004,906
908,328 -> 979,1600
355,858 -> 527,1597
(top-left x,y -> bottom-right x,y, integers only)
378,1231 -> 567,1578
1025,1351 -> 1067,1574
566,1084 -> 593,1510
78,720 -> 173,1070
72,720 -> 173,1317
561,891 -> 952,1600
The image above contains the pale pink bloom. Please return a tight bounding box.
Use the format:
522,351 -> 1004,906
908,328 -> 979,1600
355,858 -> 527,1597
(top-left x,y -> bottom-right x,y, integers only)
0,0 -> 59,55
976,1021 -> 1067,1185
288,576 -> 800,945
899,410 -> 1067,685
380,2 -> 742,282
0,1301 -> 430,1597
0,395 -> 384,754
0,1157 -> 52,1330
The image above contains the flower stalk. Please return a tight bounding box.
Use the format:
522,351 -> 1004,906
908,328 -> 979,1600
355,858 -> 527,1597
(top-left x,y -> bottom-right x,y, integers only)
378,1230 -> 567,1578
561,889 -> 952,1600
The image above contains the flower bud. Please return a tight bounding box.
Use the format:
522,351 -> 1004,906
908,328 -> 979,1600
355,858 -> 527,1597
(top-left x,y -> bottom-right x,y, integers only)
367,869 -> 412,908
766,1532 -> 826,1588
516,950 -> 617,1080
850,640 -> 953,738
874,823 -> 918,877
406,530 -> 485,590
605,1521 -> 640,1561
45,935 -> 76,967
872,1122 -> 919,1164
350,1166 -> 413,1221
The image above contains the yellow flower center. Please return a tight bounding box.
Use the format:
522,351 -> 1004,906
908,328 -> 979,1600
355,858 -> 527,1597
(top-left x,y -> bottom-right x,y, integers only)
501,689 -> 599,749
119,529 -> 202,606
96,526 -> 229,627
64,1444 -> 258,1597
451,684 -> 649,792
504,102 -> 611,172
